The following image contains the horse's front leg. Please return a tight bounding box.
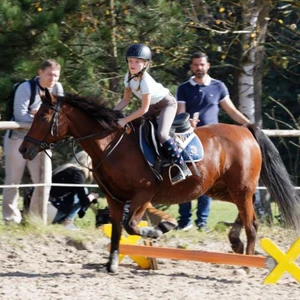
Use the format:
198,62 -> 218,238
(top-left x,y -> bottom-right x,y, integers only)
123,194 -> 164,239
106,197 -> 124,273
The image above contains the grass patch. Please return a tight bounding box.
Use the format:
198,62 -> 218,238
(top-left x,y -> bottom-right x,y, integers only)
155,200 -> 238,231
0,195 -> 282,239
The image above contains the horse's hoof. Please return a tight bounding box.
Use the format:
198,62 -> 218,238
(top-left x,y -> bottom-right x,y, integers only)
106,260 -> 119,273
157,220 -> 178,233
107,263 -> 118,273
107,251 -> 119,273
232,267 -> 250,276
139,226 -> 163,238
230,242 -> 244,254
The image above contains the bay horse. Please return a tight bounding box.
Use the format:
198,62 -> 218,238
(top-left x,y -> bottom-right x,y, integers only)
19,89 -> 300,273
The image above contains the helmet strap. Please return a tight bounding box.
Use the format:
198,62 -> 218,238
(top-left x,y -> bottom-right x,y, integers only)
127,66 -> 147,83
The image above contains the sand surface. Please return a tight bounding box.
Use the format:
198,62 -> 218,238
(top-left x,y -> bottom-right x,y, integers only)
0,226 -> 299,300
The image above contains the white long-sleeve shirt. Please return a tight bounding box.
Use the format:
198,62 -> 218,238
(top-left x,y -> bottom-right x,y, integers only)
11,77 -> 64,139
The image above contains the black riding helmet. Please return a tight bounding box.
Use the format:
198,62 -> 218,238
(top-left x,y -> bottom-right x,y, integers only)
125,44 -> 152,61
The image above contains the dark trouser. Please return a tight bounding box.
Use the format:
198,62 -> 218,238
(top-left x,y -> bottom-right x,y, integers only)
253,189 -> 265,221
178,195 -> 212,227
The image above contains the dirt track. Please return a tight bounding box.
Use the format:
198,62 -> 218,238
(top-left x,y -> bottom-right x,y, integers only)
0,227 -> 299,300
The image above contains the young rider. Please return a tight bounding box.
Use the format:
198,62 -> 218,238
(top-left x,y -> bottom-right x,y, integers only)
114,43 -> 191,185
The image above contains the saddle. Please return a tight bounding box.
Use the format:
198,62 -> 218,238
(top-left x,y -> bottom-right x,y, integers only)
139,113 -> 204,180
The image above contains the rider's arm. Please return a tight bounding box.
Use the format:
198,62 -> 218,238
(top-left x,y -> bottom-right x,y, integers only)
114,87 -> 132,111
119,93 -> 151,127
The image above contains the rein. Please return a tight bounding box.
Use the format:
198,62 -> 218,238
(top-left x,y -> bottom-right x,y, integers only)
71,128 -> 127,173
70,129 -> 129,203
24,98 -> 129,204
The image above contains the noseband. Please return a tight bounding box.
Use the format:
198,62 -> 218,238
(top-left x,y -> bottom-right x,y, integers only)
24,98 -> 62,150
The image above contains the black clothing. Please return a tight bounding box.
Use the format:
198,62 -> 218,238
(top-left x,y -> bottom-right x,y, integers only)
50,167 -> 90,215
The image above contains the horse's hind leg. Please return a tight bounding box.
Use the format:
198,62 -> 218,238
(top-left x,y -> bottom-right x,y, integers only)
229,201 -> 258,255
240,205 -> 258,255
228,214 -> 244,254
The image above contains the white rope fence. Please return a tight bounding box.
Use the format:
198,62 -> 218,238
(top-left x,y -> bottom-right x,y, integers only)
0,183 -> 100,188
0,183 -> 299,189
1,121 -> 300,136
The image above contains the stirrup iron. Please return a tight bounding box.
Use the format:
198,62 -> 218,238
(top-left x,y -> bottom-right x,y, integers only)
169,164 -> 186,185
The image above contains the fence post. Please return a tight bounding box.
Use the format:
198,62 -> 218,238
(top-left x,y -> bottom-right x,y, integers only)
39,151 -> 52,224
27,151 -> 52,224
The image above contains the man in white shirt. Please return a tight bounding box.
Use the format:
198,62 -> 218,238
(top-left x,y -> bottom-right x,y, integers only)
2,59 -> 64,224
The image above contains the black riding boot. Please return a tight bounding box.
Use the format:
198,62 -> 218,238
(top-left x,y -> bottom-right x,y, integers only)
162,138 -> 192,185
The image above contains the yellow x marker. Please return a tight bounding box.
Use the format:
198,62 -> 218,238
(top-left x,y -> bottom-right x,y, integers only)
261,237 -> 300,284
102,221 -> 151,269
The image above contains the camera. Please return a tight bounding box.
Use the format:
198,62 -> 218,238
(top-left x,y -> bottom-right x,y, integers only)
95,207 -> 110,227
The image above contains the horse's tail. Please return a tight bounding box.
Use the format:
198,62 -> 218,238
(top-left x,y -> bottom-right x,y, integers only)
247,124 -> 300,232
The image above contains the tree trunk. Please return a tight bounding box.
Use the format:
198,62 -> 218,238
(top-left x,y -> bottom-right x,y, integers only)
239,0 -> 273,222
238,0 -> 257,122
254,1 -> 272,127
108,0 -> 120,93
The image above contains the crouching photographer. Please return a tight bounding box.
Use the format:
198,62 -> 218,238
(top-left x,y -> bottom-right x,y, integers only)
49,151 -> 97,230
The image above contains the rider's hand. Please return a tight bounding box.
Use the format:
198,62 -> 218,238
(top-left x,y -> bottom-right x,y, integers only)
118,118 -> 127,128
190,118 -> 199,128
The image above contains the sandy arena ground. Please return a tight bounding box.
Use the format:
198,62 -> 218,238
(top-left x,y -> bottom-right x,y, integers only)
0,226 -> 299,300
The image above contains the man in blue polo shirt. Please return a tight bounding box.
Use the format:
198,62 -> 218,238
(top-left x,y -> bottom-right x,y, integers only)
175,52 -> 250,232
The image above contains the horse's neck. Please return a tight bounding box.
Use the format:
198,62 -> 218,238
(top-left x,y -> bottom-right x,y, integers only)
64,105 -> 121,162
80,129 -> 123,166
65,107 -> 108,142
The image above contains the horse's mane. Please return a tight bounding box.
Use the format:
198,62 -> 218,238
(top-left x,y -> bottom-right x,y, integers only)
62,93 -> 121,130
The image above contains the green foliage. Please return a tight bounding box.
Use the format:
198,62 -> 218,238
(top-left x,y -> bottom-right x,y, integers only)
0,0 -> 299,182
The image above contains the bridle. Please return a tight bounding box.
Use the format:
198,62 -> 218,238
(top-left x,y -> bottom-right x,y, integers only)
23,97 -> 129,203
23,99 -> 62,152
24,97 -> 127,157
23,98 -> 65,161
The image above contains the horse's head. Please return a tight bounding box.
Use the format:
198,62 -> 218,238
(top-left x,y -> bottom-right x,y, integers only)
20,90 -> 123,160
19,88 -> 65,160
